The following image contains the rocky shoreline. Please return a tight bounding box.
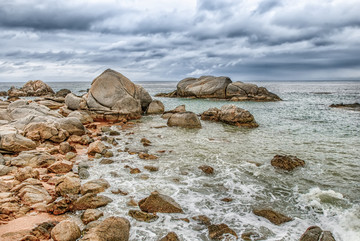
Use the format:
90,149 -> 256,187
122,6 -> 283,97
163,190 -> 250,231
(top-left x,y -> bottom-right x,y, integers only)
0,69 -> 336,240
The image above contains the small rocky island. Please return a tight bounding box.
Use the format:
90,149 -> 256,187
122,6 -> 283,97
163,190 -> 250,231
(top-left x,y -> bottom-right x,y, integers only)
156,76 -> 281,101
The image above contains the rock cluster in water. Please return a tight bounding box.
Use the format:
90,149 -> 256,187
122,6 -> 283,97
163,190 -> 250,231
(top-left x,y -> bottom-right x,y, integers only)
156,75 -> 282,101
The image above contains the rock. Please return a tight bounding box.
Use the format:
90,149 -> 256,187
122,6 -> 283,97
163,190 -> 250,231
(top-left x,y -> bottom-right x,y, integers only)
226,82 -> 281,101
138,153 -> 158,160
109,130 -> 120,136
49,197 -> 74,215
68,111 -> 93,124
192,215 -> 211,226
177,76 -> 231,98
12,178 -> 52,205
8,80 -> 54,97
201,105 -> 259,128
0,130 -> 37,153
59,142 -> 76,154
48,160 -> 73,173
159,232 -> 180,241
208,223 -> 238,240
65,93 -> 86,110
299,226 -> 336,241
23,122 -> 68,143
65,152 -> 77,161
81,209 -> 104,224
111,188 -> 128,195
198,165 -> 214,174
130,168 -> 141,174
81,178 -> 110,195
73,193 -> 112,210
36,99 -> 64,110
51,220 -> 81,241
161,105 -> 186,119
100,158 -> 114,164
270,155 -> 305,171
9,150 -> 56,168
138,191 -> 183,213
30,221 -> 58,240
15,166 -> 39,181
146,100 -> 165,114
55,89 -> 71,98
330,102 -> 360,111
167,112 -> 201,128
55,117 -> 86,136
144,165 -> 159,172
88,140 -> 106,155
253,209 -> 292,225
55,173 -> 81,196
86,69 -> 151,115
128,209 -> 159,222
81,216 -> 130,241
103,150 -> 114,157
79,168 -> 90,179
0,164 -> 14,176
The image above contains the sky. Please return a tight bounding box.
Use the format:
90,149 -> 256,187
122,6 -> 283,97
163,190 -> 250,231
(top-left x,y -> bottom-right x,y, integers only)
0,0 -> 360,82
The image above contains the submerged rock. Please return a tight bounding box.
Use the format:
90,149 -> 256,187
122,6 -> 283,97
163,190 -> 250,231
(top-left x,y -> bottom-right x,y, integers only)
138,191 -> 183,213
270,155 -> 305,171
167,112 -> 201,129
330,102 -> 360,111
299,226 -> 336,241
253,208 -> 292,225
198,165 -> 214,174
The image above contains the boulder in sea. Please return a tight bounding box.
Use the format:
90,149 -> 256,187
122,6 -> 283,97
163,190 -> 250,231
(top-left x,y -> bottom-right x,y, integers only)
7,80 -> 55,97
138,191 -> 183,213
201,105 -> 259,128
208,223 -> 238,240
167,112 -> 201,128
161,105 -> 186,119
329,102 -> 360,111
81,209 -> 104,225
81,216 -> 130,241
146,100 -> 165,114
128,209 -> 159,222
51,220 -> 81,241
80,178 -> 110,195
198,165 -> 214,174
299,226 -> 336,241
87,140 -> 106,155
270,155 -> 305,171
253,208 -> 292,225
159,232 -> 181,241
226,82 -> 281,101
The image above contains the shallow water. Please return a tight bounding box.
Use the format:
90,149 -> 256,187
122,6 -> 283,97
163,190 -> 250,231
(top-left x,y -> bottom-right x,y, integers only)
2,81 -> 360,240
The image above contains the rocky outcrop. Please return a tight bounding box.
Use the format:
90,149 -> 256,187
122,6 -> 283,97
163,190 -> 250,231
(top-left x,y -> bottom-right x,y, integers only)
7,80 -> 55,97
156,76 -> 281,101
271,155 -> 305,171
55,89 -> 71,98
201,105 -> 258,128
51,220 -> 81,241
138,191 -> 183,213
81,216 -> 130,241
167,112 -> 201,129
299,226 -> 336,241
330,102 -> 360,111
253,209 -> 292,225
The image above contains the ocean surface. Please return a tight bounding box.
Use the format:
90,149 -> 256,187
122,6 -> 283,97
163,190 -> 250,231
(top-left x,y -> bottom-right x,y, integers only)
1,81 -> 359,240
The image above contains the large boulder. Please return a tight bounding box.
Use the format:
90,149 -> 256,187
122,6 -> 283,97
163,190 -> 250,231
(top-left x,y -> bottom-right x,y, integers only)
23,122 -> 69,143
8,80 -> 54,97
138,191 -> 183,213
146,100 -> 165,114
81,216 -> 130,241
167,112 -> 201,129
0,127 -> 37,153
86,69 -> 152,115
51,220 -> 81,241
177,76 -> 231,98
65,93 -> 87,110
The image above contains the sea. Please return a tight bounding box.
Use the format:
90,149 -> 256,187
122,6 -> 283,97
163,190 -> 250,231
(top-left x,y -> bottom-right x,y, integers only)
1,81 -> 359,240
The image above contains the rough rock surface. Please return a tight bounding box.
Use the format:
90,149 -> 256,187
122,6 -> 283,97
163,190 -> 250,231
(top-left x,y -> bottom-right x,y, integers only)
81,216 -> 130,241
159,232 -> 180,241
0,128 -> 37,153
330,102 -> 360,111
156,76 -> 281,101
80,178 -> 110,195
9,150 -> 56,168
12,178 -> 52,205
299,226 -> 336,241
51,220 -> 81,241
138,191 -> 183,213
201,105 -> 258,128
48,160 -> 73,174
55,173 -> 81,196
73,193 -> 112,210
87,140 -> 106,155
167,112 -> 201,129
146,100 -> 165,114
270,155 -> 305,171
128,209 -> 159,222
8,80 -> 55,97
208,223 -> 238,240
81,209 -> 104,224
253,209 -> 292,225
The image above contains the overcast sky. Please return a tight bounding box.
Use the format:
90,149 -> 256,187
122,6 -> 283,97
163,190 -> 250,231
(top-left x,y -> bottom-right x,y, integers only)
0,0 -> 360,82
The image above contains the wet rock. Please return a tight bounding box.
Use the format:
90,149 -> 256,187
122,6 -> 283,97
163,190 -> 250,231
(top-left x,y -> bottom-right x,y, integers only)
81,216 -> 130,241
208,223 -> 238,240
226,82 -> 281,101
81,178 -> 110,195
167,112 -> 201,128
221,198 -> 233,202
73,193 -> 112,210
15,166 -> 39,181
130,168 -> 141,174
111,188 -> 128,195
198,165 -> 214,174
109,130 -> 120,136
31,221 -> 59,240
253,209 -> 292,225
138,191 -> 183,213
55,89 -> 71,98
100,158 -> 114,164
79,168 -> 90,179
144,165 -> 159,172
192,215 -> 211,226
138,152 -> 158,160
103,150 -> 114,157
51,220 -> 81,241
201,105 -> 259,128
159,232 -> 180,241
55,173 -> 81,196
9,150 -> 56,168
88,140 -> 106,155
8,80 -> 55,97
146,100 -> 165,114
140,137 -> 151,146
48,160 -> 73,174
299,226 -> 336,241
128,209 -> 159,222
81,209 -> 104,224
270,155 -> 305,171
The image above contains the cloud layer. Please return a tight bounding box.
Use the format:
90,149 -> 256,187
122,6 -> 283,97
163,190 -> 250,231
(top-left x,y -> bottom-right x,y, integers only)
0,0 -> 359,82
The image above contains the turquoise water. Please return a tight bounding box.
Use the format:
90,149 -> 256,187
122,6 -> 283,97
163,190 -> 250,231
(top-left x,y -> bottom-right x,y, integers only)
1,81 -> 359,240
